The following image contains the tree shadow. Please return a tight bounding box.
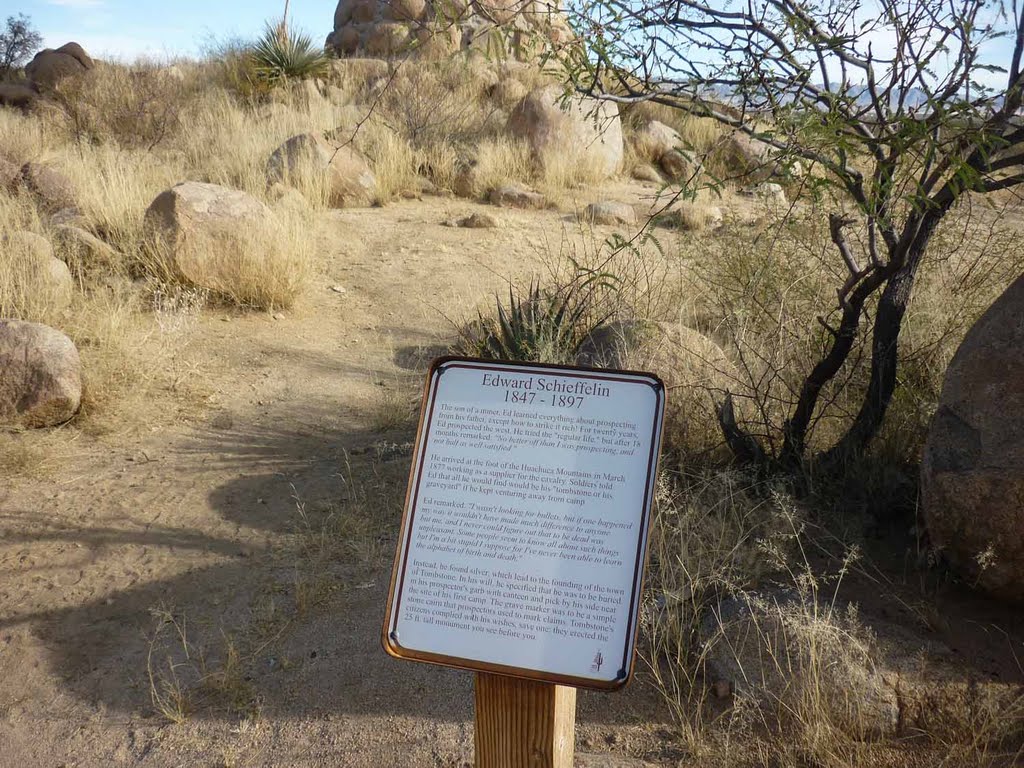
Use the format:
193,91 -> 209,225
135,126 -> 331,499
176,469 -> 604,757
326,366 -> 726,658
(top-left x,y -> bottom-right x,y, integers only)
0,414 -> 670,728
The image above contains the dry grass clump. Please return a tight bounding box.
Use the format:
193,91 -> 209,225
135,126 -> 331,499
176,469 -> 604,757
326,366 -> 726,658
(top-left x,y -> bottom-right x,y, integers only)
173,86 -> 350,201
47,61 -> 203,150
537,142 -> 614,192
459,137 -> 534,198
642,471 -> 799,749
624,101 -> 725,156
354,59 -> 518,198
0,196 -> 59,324
59,146 -> 186,248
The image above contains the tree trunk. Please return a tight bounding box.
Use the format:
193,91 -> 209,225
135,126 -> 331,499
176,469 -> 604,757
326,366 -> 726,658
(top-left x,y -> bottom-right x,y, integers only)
779,269 -> 889,468
820,208 -> 946,468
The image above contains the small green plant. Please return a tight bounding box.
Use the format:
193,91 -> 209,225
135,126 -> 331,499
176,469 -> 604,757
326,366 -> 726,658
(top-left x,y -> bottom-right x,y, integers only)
463,268 -> 618,365
250,21 -> 328,85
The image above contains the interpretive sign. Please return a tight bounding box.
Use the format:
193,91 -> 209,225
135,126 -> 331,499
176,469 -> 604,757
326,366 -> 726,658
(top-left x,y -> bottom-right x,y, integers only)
383,357 -> 665,690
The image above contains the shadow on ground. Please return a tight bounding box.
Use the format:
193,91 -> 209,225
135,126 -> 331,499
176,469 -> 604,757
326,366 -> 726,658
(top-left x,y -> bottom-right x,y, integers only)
0,406 -> 670,730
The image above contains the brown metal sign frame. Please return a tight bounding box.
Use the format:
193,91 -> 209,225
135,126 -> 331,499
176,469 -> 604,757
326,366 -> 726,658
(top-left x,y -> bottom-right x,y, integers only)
382,356 -> 666,691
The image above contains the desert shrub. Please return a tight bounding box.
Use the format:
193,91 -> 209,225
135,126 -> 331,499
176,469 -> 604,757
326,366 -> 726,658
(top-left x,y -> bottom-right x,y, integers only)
459,266 -> 619,365
452,137 -> 532,198
0,13 -> 42,79
250,22 -> 329,85
643,470 -> 801,744
198,35 -> 273,100
377,61 -> 503,150
47,61 -> 202,151
365,60 -> 508,193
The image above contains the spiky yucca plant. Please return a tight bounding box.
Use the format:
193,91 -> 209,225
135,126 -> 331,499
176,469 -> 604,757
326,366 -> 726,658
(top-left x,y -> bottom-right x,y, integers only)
250,21 -> 329,85
464,270 -> 618,365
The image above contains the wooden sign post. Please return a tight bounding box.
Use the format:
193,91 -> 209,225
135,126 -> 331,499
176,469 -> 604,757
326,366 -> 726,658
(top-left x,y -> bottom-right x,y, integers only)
383,358 -> 665,766
475,674 -> 576,767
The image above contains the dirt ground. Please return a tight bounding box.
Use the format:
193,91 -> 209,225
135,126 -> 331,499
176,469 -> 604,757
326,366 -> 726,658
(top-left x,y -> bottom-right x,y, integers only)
0,184 -> 689,767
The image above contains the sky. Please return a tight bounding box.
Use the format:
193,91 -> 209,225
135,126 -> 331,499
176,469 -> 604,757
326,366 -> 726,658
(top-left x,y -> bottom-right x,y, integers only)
21,0 -> 333,61
16,0 -> 1021,90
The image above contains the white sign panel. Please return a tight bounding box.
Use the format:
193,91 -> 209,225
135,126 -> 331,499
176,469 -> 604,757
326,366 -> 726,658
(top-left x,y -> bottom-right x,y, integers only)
383,358 -> 665,689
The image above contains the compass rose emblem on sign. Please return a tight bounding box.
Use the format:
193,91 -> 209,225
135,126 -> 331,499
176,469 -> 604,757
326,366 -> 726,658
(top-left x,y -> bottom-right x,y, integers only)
590,650 -> 604,673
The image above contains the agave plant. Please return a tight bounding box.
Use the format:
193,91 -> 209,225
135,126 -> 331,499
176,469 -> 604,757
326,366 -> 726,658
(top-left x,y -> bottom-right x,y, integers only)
466,268 -> 619,365
250,21 -> 329,85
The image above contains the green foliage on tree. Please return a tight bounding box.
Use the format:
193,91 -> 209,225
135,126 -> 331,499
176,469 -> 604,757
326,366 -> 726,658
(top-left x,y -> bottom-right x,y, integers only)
561,0 -> 1024,474
0,13 -> 42,77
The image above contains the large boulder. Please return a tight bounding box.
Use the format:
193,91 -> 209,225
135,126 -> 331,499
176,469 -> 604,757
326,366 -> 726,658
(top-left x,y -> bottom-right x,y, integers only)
0,320 -> 82,428
488,182 -> 547,209
630,120 -> 699,181
25,43 -> 94,90
507,85 -> 623,179
922,274 -> 1024,601
266,133 -> 376,207
144,182 -> 271,289
720,131 -> 802,182
635,120 -> 682,157
51,226 -> 121,275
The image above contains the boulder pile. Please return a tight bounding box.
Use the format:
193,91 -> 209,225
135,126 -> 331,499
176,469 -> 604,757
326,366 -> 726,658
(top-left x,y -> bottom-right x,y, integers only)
326,0 -> 572,59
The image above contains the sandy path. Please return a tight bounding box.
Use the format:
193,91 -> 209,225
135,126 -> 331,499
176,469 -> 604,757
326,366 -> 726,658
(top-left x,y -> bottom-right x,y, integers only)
0,191 -> 680,767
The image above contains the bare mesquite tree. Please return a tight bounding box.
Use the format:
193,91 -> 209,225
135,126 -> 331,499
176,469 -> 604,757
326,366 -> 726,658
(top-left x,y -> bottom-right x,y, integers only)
559,0 -> 1024,470
0,13 -> 42,77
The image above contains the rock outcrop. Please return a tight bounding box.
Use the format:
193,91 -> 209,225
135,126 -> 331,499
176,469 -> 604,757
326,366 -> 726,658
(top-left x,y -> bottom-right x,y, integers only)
25,42 -> 94,90
922,274 -> 1024,602
327,0 -> 572,59
266,133 -> 376,207
0,320 -> 82,428
507,85 -> 623,179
